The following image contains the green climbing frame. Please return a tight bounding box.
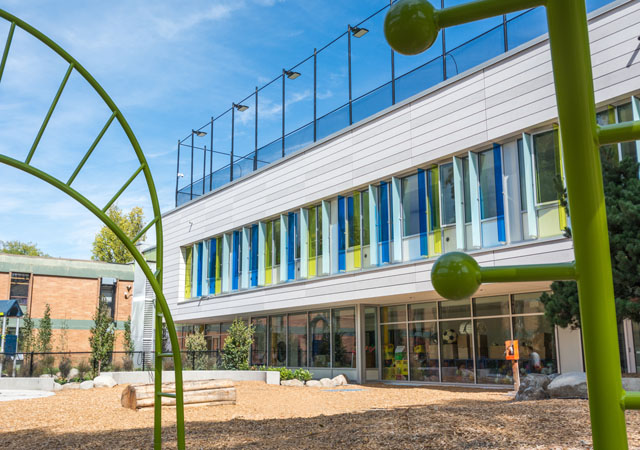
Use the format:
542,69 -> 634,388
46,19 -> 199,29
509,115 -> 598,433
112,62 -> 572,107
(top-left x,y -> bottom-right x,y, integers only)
383,0 -> 640,448
0,9 -> 185,450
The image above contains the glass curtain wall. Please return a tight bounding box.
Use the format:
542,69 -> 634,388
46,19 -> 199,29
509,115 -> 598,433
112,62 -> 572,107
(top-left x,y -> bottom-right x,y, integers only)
270,315 -> 287,366
379,292 -> 556,384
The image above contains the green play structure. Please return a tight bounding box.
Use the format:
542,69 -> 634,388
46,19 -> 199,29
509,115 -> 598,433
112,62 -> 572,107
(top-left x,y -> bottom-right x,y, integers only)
383,0 -> 640,448
0,9 -> 185,450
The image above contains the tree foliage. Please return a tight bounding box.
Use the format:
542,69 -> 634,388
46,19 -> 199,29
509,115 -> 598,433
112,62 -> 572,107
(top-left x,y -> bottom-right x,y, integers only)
123,316 -> 134,355
37,304 -> 53,353
541,156 -> 640,328
221,318 -> 255,370
0,240 -> 48,256
20,313 -> 35,353
89,300 -> 116,374
91,205 -> 146,264
185,328 -> 209,370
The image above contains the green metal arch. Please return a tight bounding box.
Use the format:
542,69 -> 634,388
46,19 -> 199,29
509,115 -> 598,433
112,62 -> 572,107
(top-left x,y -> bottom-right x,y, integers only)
0,9 -> 184,449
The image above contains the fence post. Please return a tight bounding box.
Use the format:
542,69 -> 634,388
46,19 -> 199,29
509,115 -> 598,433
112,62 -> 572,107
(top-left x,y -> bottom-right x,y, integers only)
142,351 -> 146,372
192,351 -> 195,371
29,351 -> 33,377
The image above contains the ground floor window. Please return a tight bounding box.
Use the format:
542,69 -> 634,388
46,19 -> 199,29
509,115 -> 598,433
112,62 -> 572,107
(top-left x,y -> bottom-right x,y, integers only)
379,292 -> 556,384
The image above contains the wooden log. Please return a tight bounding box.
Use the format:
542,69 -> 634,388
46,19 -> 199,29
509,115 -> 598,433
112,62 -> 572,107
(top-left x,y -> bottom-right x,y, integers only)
121,380 -> 236,410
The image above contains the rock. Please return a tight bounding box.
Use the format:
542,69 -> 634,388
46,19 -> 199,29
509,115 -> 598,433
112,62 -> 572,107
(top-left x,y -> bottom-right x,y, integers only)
547,372 -> 588,399
68,368 -> 80,379
281,379 -> 304,387
331,374 -> 348,386
80,380 -> 94,390
320,378 -> 336,387
623,378 -> 640,392
515,374 -> 550,401
53,382 -> 63,391
305,380 -> 321,387
62,382 -> 81,390
93,375 -> 117,388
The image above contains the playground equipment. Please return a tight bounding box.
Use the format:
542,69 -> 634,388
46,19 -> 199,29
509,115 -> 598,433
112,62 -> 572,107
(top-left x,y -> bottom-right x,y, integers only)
384,0 -> 640,448
0,9 -> 185,449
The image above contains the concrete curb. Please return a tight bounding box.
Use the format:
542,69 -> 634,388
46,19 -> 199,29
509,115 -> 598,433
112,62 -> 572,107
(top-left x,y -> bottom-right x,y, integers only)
101,370 -> 280,385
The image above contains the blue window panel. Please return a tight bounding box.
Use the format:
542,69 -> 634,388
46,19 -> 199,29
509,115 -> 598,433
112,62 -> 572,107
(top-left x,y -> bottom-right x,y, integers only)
481,219 -> 500,247
287,212 -> 296,280
232,231 -> 240,290
250,224 -> 258,287
338,196 -> 346,271
378,183 -> 390,264
417,169 -> 428,256
493,144 -> 506,243
196,242 -> 203,297
208,239 -> 216,294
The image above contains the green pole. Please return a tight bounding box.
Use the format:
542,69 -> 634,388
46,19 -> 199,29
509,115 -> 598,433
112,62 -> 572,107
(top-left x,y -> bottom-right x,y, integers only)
545,0 -> 627,446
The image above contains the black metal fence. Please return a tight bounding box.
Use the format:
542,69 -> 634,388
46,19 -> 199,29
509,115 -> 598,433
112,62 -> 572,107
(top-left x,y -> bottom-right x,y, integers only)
0,350 -> 224,378
175,0 -> 612,207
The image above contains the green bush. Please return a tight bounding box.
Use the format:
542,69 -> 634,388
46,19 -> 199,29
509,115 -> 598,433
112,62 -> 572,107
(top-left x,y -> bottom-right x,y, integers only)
221,318 -> 255,370
293,368 -> 313,382
185,328 -> 209,370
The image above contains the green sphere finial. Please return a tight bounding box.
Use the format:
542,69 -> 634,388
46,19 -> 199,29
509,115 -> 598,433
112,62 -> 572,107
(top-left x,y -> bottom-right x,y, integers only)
384,0 -> 440,56
432,252 -> 481,300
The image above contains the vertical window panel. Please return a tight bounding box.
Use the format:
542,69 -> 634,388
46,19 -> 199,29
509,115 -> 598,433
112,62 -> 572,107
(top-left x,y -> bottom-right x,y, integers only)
332,308 -> 356,368
440,163 -> 456,226
288,313 -> 308,367
533,129 -> 561,204
309,310 -> 331,367
269,315 -> 287,367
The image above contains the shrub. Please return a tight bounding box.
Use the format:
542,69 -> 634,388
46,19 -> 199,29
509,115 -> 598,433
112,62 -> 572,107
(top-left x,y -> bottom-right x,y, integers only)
59,357 -> 72,378
293,368 -> 313,382
185,328 -> 209,370
77,360 -> 91,380
273,367 -> 294,380
221,318 -> 255,370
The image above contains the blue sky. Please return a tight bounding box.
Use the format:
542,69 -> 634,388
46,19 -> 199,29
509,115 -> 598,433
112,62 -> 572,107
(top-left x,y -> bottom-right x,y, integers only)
0,0 -> 609,259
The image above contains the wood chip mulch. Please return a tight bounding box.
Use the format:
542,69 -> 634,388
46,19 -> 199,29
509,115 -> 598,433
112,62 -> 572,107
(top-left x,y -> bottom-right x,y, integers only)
1,381 -> 639,449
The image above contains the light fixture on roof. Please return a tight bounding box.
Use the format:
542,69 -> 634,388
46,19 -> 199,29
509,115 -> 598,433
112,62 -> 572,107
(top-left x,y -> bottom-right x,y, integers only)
285,70 -> 301,80
233,103 -> 249,112
192,129 -> 207,137
351,26 -> 369,38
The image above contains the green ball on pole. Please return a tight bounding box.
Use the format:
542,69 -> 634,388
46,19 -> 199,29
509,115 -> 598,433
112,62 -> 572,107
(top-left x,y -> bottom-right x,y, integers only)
384,0 -> 440,56
431,252 -> 482,300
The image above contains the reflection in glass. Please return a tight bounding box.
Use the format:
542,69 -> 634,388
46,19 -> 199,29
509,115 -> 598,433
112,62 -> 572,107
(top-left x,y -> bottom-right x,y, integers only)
381,305 -> 406,323
511,292 -> 545,314
269,315 -> 287,367
440,319 -> 474,383
473,295 -> 509,317
533,130 -> 561,204
440,163 -> 456,226
475,317 -> 511,384
333,308 -> 356,368
402,174 -> 420,237
309,310 -> 331,367
409,303 -> 437,321
513,315 -> 557,375
381,323 -> 408,380
478,149 -> 497,219
365,307 -> 377,369
288,313 -> 307,367
251,317 -> 268,366
439,298 -> 471,319
410,322 -> 439,381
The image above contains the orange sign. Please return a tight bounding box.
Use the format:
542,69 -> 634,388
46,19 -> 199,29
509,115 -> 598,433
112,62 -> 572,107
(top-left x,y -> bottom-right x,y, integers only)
505,340 -> 519,360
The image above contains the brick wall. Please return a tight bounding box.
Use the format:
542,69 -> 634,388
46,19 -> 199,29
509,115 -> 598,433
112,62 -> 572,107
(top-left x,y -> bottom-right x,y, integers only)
30,275 -> 99,320
0,272 -> 9,298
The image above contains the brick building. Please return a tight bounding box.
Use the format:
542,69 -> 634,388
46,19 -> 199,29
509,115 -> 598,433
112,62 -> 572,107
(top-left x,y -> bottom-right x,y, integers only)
0,253 -> 134,353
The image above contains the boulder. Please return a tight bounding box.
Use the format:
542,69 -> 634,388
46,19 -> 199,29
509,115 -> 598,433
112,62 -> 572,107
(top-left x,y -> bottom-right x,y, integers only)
320,378 -> 336,387
62,382 -> 81,390
515,374 -> 551,401
623,378 -> 640,392
281,379 -> 304,387
80,380 -> 94,390
305,380 -> 321,387
331,374 -> 348,386
547,372 -> 588,399
68,368 -> 80,379
53,382 -> 63,392
93,375 -> 117,388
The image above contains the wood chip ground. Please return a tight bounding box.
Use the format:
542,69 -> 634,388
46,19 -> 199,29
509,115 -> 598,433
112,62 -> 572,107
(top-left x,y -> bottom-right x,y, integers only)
1,381 -> 638,449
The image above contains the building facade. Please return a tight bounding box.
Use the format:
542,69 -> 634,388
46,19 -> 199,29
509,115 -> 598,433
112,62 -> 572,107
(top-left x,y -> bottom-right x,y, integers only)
163,0 -> 640,384
0,253 -> 134,353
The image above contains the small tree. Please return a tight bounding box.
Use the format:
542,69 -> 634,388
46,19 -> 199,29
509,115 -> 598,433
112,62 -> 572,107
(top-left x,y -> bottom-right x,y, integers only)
221,318 -> 255,370
37,304 -> 52,353
123,316 -> 134,355
89,300 -> 116,375
185,328 -> 209,370
19,313 -> 35,353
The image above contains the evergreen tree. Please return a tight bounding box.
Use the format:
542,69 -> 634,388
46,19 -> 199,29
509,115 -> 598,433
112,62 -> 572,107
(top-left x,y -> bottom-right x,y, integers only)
221,318 -> 255,370
36,304 -> 52,353
89,300 -> 116,374
541,156 -> 640,328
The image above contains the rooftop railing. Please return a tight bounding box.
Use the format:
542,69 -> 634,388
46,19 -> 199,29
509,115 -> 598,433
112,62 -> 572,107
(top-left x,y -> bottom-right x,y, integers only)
175,0 -> 612,207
